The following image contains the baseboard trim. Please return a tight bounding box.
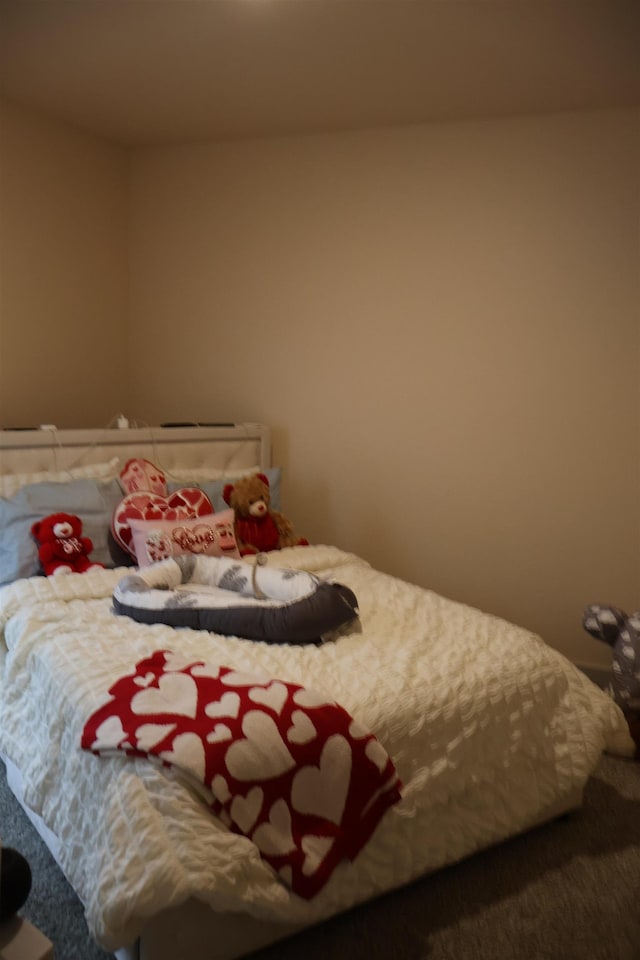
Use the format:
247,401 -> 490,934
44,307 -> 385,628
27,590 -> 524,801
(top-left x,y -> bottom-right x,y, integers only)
575,662 -> 611,689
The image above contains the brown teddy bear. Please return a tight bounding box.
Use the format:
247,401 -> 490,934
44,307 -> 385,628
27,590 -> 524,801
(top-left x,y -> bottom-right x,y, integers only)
223,473 -> 308,555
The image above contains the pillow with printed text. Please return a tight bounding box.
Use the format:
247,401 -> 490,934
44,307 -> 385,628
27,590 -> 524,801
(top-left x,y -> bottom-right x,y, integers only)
128,509 -> 240,567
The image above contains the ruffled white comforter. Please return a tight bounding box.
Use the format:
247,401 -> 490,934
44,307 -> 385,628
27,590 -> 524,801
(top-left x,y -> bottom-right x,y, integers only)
0,545 -> 633,951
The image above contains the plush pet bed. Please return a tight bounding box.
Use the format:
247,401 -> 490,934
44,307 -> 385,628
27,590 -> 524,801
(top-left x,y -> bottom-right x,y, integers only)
112,553 -> 360,644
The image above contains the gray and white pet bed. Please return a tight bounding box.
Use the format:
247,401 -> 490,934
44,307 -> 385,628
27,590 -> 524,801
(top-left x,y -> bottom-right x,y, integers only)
113,554 -> 359,645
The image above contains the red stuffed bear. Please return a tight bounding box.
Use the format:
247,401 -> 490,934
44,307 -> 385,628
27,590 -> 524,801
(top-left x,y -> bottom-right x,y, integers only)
222,473 -> 308,555
31,512 -> 103,576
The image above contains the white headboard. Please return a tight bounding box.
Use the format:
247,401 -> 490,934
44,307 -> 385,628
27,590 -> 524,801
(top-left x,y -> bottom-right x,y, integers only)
0,423 -> 271,477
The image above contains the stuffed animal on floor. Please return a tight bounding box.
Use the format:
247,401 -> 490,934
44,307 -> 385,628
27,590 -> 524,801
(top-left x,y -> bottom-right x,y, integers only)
582,603 -> 640,755
31,512 -> 104,576
0,845 -> 32,921
223,472 -> 308,555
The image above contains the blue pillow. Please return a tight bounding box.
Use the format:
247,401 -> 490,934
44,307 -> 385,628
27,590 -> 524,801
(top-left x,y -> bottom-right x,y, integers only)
0,478 -> 123,585
167,468 -> 282,513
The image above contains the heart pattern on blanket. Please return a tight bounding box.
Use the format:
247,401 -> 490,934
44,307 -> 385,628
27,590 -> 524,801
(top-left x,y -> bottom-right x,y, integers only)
249,681 -> 289,715
205,691 -> 241,720
191,663 -> 222,680
252,799 -> 296,856
225,712 -> 296,781
82,650 -> 402,901
206,724 -> 232,744
230,786 -> 264,834
211,774 -> 231,804
136,722 -> 176,751
160,732 -> 206,782
132,672 -> 199,719
291,734 -> 352,825
92,715 -> 127,751
133,672 -> 156,688
287,710 -> 317,745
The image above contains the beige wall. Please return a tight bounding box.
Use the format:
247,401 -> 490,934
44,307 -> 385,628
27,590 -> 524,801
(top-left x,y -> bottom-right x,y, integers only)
128,109 -> 640,665
0,99 -> 130,428
1,101 -> 639,666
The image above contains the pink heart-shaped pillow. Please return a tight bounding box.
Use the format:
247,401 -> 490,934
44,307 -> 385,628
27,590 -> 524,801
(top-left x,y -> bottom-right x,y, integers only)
111,487 -> 214,560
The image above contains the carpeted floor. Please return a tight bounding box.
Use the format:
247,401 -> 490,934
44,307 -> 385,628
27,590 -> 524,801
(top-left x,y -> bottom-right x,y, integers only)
1,754 -> 639,960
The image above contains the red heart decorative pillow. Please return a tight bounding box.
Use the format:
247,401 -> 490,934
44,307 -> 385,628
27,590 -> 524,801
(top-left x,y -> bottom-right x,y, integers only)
119,457 -> 168,495
111,487 -> 214,562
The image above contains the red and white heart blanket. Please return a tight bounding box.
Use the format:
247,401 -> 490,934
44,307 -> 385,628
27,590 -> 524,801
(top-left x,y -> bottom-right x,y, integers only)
81,650 -> 402,899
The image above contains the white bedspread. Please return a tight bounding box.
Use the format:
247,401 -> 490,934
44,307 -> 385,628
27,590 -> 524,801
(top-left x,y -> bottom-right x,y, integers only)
0,545 -> 633,951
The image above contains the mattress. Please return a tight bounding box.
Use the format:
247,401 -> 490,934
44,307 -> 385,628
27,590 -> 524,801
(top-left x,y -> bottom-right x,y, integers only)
0,544 -> 633,955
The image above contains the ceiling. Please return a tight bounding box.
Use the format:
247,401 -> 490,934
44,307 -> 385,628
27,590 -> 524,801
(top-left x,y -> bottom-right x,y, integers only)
1,0 -> 639,147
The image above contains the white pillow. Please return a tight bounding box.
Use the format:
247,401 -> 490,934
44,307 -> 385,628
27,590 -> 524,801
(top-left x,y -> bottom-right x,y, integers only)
0,457 -> 121,499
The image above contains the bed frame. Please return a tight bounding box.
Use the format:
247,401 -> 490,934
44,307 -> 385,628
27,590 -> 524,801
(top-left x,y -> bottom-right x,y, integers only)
0,422 -> 309,960
0,422 -> 271,478
0,422 -> 587,960
3,747 -> 302,960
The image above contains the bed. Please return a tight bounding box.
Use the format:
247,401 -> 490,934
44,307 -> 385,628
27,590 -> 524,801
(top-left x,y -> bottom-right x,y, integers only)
0,423 -> 634,960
